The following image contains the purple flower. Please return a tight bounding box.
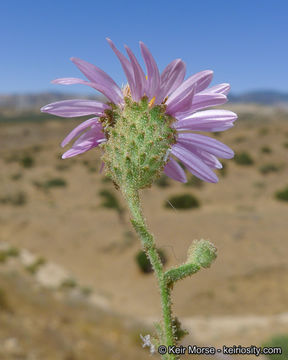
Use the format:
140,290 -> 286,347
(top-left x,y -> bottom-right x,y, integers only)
41,39 -> 237,183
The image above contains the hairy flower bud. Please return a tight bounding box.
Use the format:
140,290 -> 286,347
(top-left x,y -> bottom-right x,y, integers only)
164,239 -> 217,285
187,239 -> 217,268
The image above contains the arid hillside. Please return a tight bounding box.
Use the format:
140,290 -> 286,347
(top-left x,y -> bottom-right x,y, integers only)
0,104 -> 288,358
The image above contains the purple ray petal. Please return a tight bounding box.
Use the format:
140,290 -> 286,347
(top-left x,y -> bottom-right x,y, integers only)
52,77 -> 122,104
175,110 -> 237,132
201,83 -> 230,95
71,57 -> 123,104
166,86 -> 195,116
125,45 -> 146,101
61,117 -> 102,147
171,143 -> 218,183
187,148 -> 222,169
99,161 -> 105,174
187,70 -> 214,93
52,78 -> 90,85
62,125 -> 106,159
163,157 -> 187,183
139,42 -> 160,100
72,125 -> 104,147
166,70 -> 213,109
158,59 -> 186,102
177,133 -> 234,159
106,38 -> 137,100
41,100 -> 109,118
179,93 -> 227,115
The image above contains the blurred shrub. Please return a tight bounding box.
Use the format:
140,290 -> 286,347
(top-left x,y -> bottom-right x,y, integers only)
82,160 -> 99,173
99,189 -> 120,209
261,145 -> 272,154
185,176 -> 204,188
0,192 -> 27,206
172,317 -> 188,341
253,181 -> 266,189
101,177 -> 112,184
259,127 -> 269,136
44,178 -> 67,187
123,231 -> 136,247
2,247 -> 20,259
262,334 -> 288,359
165,194 -> 200,210
0,246 -> 18,264
10,172 -> 22,181
220,162 -> 227,177
20,155 -> 35,168
234,152 -> 254,165
55,163 -> 70,171
99,189 -> 124,221
81,287 -> 93,296
283,142 -> 288,149
34,177 -> 67,190
0,251 -> 8,263
275,186 -> 288,202
61,278 -> 77,289
26,257 -> 46,274
4,151 -> 36,167
212,132 -> 222,137
155,175 -> 170,188
32,145 -> 43,152
233,135 -> 247,143
0,288 -> 12,312
135,248 -> 167,273
259,163 -> 282,175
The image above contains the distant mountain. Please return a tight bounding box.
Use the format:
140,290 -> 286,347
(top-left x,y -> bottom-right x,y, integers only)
0,90 -> 288,110
229,90 -> 288,105
0,92 -> 105,110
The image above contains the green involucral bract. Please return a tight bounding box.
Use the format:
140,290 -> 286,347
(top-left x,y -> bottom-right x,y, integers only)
100,97 -> 177,190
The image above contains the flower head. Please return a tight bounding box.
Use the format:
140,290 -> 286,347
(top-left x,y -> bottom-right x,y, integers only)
41,39 -> 237,188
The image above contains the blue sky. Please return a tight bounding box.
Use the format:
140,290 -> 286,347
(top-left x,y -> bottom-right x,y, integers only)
1,0 -> 287,94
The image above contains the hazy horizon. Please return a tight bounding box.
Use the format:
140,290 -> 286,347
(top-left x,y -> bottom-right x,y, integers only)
1,88 -> 288,97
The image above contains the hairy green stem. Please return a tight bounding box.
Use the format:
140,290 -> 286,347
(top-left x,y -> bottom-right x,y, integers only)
123,188 -> 176,360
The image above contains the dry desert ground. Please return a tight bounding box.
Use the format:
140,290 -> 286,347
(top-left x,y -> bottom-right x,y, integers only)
0,104 -> 288,359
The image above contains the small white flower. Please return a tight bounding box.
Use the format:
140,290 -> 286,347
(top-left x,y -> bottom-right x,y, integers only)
140,334 -> 156,354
